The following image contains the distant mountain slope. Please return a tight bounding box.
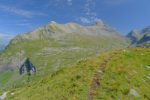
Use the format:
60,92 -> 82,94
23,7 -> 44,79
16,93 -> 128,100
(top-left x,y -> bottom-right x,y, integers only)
0,44 -> 5,51
0,21 -> 128,72
0,34 -> 13,51
11,21 -> 125,44
127,26 -> 150,45
138,32 -> 150,44
0,21 -> 128,89
126,29 -> 141,44
4,48 -> 150,100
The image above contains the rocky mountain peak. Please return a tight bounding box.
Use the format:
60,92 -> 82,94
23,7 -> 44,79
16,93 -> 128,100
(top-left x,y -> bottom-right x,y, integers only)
10,21 -> 127,45
127,26 -> 150,45
141,26 -> 150,34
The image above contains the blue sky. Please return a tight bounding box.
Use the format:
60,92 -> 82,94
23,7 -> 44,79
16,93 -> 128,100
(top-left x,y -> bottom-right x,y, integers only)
0,0 -> 150,36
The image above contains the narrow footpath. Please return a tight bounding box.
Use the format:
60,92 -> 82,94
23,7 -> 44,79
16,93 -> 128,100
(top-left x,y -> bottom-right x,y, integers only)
87,53 -> 117,100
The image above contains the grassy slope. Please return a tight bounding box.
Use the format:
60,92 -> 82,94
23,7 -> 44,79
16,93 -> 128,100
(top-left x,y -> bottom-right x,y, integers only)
95,48 -> 150,100
0,71 -> 14,89
4,48 -> 150,100
5,51 -> 110,100
0,33 -> 127,90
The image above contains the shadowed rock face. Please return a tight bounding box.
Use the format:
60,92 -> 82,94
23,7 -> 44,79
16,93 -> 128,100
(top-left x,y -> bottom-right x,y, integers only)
139,27 -> 150,44
127,29 -> 141,44
127,26 -> 150,45
138,33 -> 150,44
141,26 -> 150,34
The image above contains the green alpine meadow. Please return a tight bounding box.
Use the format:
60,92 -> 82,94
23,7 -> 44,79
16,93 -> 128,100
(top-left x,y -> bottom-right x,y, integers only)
0,21 -> 150,100
0,0 -> 150,100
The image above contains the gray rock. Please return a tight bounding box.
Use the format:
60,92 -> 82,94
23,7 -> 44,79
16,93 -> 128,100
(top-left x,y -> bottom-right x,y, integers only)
0,92 -> 8,100
130,89 -> 140,97
146,65 -> 150,69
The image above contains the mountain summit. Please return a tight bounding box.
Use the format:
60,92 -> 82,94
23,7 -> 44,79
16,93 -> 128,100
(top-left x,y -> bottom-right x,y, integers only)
11,21 -> 123,43
127,29 -> 141,44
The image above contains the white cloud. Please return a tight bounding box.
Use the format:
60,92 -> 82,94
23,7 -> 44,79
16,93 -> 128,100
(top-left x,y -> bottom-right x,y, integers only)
0,33 -> 14,50
0,5 -> 46,18
78,17 -> 102,24
45,0 -> 73,8
78,0 -> 100,24
79,17 -> 91,24
104,0 -> 129,5
80,0 -> 100,24
84,0 -> 96,16
67,0 -> 73,5
16,23 -> 30,26
0,33 -> 14,39
0,33 -> 14,45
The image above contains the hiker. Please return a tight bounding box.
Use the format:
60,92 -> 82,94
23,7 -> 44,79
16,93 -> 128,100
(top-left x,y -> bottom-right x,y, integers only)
19,58 -> 36,75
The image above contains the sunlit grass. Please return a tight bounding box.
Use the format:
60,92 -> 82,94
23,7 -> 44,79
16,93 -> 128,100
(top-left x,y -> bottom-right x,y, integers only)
4,48 -> 149,100
95,48 -> 150,100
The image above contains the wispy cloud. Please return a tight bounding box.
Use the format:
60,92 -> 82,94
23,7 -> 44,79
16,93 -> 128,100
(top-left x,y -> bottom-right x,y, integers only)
77,0 -> 100,24
45,0 -> 73,8
84,0 -> 96,17
16,23 -> 30,26
0,33 -> 14,49
104,0 -> 129,5
0,33 -> 14,40
79,17 -> 91,24
0,5 -> 47,18
78,17 -> 101,24
67,0 -> 73,5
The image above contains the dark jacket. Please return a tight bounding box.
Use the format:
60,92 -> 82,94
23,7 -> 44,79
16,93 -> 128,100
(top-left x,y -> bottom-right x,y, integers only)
19,58 -> 36,75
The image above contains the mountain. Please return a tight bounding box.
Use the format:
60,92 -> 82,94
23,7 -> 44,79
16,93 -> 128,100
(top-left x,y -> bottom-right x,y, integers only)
0,21 -> 149,100
138,32 -> 150,44
126,29 -> 141,44
0,21 -> 128,90
0,43 -> 5,51
11,21 -> 125,44
0,34 -> 13,51
127,26 -> 150,45
0,21 -> 128,71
